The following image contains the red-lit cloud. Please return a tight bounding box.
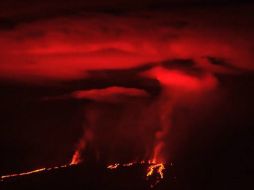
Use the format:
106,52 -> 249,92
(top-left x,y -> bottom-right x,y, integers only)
142,67 -> 217,91
0,7 -> 253,82
44,86 -> 149,102
72,86 -> 148,101
0,5 -> 253,169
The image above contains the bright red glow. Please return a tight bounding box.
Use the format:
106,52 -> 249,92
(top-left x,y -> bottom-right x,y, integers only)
72,86 -> 149,102
143,67 -> 217,91
1,9 -> 253,189
0,12 -> 253,82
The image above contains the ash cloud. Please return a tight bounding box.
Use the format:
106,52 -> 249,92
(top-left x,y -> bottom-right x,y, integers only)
0,5 -> 254,82
0,3 -> 253,175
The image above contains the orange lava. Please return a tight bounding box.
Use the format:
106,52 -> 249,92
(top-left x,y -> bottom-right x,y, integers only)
107,163 -> 120,169
1,160 -> 166,189
1,164 -> 71,181
70,150 -> 82,165
106,160 -> 165,179
147,163 -> 165,179
1,168 -> 46,181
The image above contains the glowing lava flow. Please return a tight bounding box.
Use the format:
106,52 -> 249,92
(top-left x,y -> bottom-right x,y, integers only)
1,168 -> 46,181
107,161 -> 165,178
0,164 -> 72,181
70,150 -> 82,165
107,163 -> 120,169
146,162 -> 166,188
107,160 -> 166,188
1,160 -> 166,189
147,163 -> 165,179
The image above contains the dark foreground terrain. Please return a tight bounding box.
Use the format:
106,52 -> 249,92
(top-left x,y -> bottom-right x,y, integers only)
1,157 -> 253,190
1,163 -> 176,190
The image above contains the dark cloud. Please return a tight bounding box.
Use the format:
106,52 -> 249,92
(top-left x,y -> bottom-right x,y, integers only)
0,18 -> 17,30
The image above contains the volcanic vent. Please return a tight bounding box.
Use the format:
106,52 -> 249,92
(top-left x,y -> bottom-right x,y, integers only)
1,59 -> 217,189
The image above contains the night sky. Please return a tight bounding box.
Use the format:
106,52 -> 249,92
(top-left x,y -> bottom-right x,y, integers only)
0,1 -> 253,189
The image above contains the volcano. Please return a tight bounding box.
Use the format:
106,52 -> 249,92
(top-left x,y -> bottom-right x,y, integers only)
1,162 -> 174,190
0,1 -> 253,190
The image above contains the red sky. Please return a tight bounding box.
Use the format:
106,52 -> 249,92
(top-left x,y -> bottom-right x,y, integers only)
0,2 -> 253,183
0,5 -> 253,83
